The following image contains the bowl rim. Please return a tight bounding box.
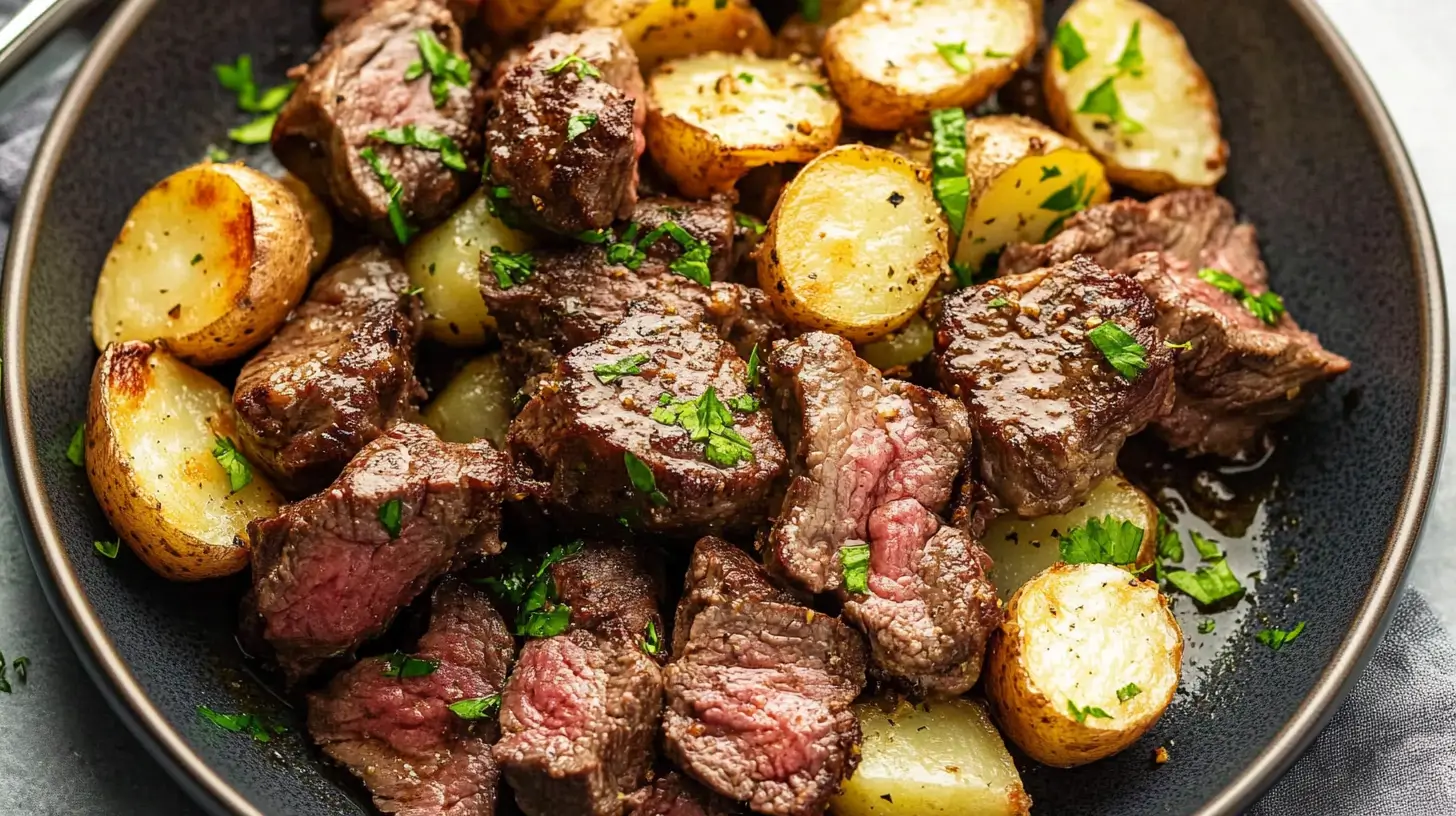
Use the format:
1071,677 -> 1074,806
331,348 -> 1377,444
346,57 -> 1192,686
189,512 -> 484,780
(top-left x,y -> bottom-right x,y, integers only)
2,0 -> 1447,814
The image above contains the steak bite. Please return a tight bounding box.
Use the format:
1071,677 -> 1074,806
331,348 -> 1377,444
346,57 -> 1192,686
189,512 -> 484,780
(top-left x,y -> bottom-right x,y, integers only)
248,423 -> 522,682
308,580 -> 513,816
936,257 -> 1175,517
509,313 -> 785,533
486,28 -> 645,234
630,197 -> 737,281
234,247 -> 426,497
495,543 -> 665,816
273,0 -> 482,240
765,334 -> 997,695
671,537 -> 798,657
1124,252 -> 1351,457
626,772 -> 744,816
664,537 -> 867,816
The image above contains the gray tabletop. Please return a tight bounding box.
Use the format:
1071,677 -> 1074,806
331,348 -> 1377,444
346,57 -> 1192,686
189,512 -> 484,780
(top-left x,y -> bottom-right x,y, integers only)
0,0 -> 1452,814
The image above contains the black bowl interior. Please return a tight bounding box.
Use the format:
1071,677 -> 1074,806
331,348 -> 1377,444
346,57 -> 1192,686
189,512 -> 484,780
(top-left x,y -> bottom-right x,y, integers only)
2,0 -> 1442,814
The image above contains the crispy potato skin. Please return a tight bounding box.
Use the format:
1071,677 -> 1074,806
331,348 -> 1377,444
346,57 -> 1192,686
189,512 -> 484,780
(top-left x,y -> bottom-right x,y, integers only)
822,0 -> 1038,131
568,0 -> 774,70
757,144 -> 947,342
91,162 -> 312,365
985,563 -> 1182,767
278,172 -> 334,275
646,53 -> 841,198
86,342 -> 284,581
1045,0 -> 1227,193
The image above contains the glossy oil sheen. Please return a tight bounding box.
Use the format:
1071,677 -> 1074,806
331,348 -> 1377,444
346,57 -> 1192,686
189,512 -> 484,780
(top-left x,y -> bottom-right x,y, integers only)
0,0 -> 1438,814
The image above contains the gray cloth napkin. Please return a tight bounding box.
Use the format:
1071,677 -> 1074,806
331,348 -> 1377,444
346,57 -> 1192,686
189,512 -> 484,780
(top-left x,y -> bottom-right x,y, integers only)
1,6 -> 1453,814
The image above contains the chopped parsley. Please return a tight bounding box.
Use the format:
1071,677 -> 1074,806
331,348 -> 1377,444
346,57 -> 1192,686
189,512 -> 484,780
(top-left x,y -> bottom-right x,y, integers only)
1190,530 -> 1222,561
988,297 -> 1009,308
1077,77 -> 1144,135
377,498 -> 404,539
929,107 -> 970,238
488,246 -> 536,289
641,620 -> 661,656
94,538 -> 121,559
1059,515 -> 1144,566
359,147 -> 417,245
797,81 -> 830,98
215,54 -> 295,144
482,540 -> 583,637
638,221 -> 712,285
210,436 -> 254,493
380,652 -> 439,678
1116,21 -> 1145,77
547,54 -> 603,80
1156,514 -> 1183,562
606,223 -> 647,270
404,285 -> 425,297
1067,700 -> 1112,724
577,228 -> 611,244
734,212 -> 766,235
1256,621 -> 1306,651
1198,618 -> 1216,634
1053,22 -> 1089,71
1088,321 -> 1149,380
840,543 -> 870,594
800,0 -> 821,23
191,253 -> 204,265
448,695 -> 501,720
11,656 -> 27,684
566,112 -> 599,141
1116,683 -> 1142,703
1165,559 -> 1244,607
1039,174 -> 1088,212
66,423 -> 84,467
736,72 -> 755,84
950,261 -> 975,289
1165,339 -> 1193,351
624,452 -> 669,507
369,124 -> 467,171
746,344 -> 762,388
934,41 -> 973,74
411,30 -> 472,107
198,706 -> 286,742
1196,268 -> 1286,325
651,388 -> 755,467
983,47 -> 1013,59
228,115 -> 278,145
725,394 -> 759,412
0,658 -> 8,694
594,353 -> 650,384
1040,166 -> 1063,181
206,145 -> 230,162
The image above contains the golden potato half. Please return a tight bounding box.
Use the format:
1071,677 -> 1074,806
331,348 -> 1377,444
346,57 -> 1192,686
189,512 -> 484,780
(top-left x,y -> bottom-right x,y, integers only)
572,0 -> 773,70
278,172 -> 334,275
86,342 -> 284,581
91,162 -> 312,365
646,53 -> 842,198
1046,0 -> 1227,192
421,354 -> 515,448
823,0 -> 1038,131
985,563 -> 1182,767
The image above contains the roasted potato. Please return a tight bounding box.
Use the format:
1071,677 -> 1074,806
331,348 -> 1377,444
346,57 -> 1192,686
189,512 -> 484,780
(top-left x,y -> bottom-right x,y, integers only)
91,162 -> 313,366
835,696 -> 1031,816
857,313 -> 933,371
985,563 -> 1182,767
954,115 -> 1111,271
86,341 -> 284,581
421,354 -> 514,448
1045,0 -> 1227,192
773,0 -> 866,59
646,53 -> 842,198
569,0 -> 774,70
405,187 -> 537,347
757,144 -> 947,342
981,473 -> 1157,601
278,172 -> 334,275
822,0 -> 1038,131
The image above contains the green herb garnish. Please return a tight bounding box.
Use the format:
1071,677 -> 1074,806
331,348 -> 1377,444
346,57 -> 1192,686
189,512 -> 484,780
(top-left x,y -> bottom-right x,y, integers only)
377,498 -> 404,539
934,41 -> 973,74
370,124 -> 467,171
488,246 -> 536,289
1165,559 -> 1245,607
66,424 -> 84,467
548,54 -> 602,80
1156,514 -> 1183,562
228,114 -> 278,145
1116,683 -> 1142,703
380,652 -> 439,678
191,253 -> 204,265
1256,621 -> 1306,651
594,353 -> 650,385
1053,22 -> 1089,71
641,620 -> 661,655
359,146 -> 417,244
1195,268 -> 1286,325
1198,618 -> 1216,634
404,285 -> 425,297
736,72 -> 755,84
1067,700 -> 1112,724
1077,77 -> 1144,134
651,387 -> 755,467
1116,21 -> 1145,77
734,212 -> 766,235
840,543 -> 870,594
11,656 -> 27,684
1088,321 -> 1149,380
800,0 -> 822,23
606,223 -> 646,269
211,436 -> 254,493
448,695 -> 501,720
482,540 -> 584,638
1190,531 -> 1222,561
1039,173 -> 1088,213
797,81 -> 830,98
577,228 -> 611,244
1165,339 -> 1193,351
988,297 -> 1009,308
198,706 -> 286,742
746,344 -> 761,388
412,30 -> 471,107
625,452 -> 669,507
94,539 -> 120,559
1059,515 -> 1144,566
725,394 -> 759,412
929,107 -> 969,238
566,112 -> 599,141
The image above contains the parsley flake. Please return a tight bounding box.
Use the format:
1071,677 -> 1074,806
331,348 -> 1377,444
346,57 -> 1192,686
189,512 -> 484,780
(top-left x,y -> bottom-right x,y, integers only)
625,452 -> 669,507
66,424 -> 84,467
1156,514 -> 1184,562
1116,683 -> 1142,703
191,253 -> 204,265
94,538 -> 121,559
11,656 -> 27,684
651,388 -> 755,467
228,114 -> 279,145
404,285 -> 425,297
1165,559 -> 1245,607
1196,268 -> 1286,325
370,124 -> 467,171
746,344 -> 762,388
488,246 -> 536,289
448,695 -> 502,720
725,394 -> 759,412
1053,22 -> 1089,71
577,228 -> 611,244
377,498 -> 404,539
594,353 -> 650,385
380,652 -> 439,678
566,112 -> 599,141
413,30 -> 472,107
1067,700 -> 1112,724
481,541 -> 583,638
1198,618 -> 1216,634
734,212 -> 766,235
1165,339 -> 1193,351
1077,76 -> 1144,135
1039,173 -> 1088,213
1117,21 -> 1145,77
988,297 -> 1009,308
797,81 -> 830,98
198,706 -> 286,742
548,54 -> 603,80
929,107 -> 969,238
840,543 -> 870,594
1190,530 -> 1222,561
934,41 -> 973,74
1256,621 -> 1306,652
211,436 -> 254,493
641,620 -> 661,655
800,0 -> 822,23
1059,515 -> 1144,565
360,146 -> 417,244
606,222 -> 647,269
1088,321 -> 1149,380
736,72 -> 755,84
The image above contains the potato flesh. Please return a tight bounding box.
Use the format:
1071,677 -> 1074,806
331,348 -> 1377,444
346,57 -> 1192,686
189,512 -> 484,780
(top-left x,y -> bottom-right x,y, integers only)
1052,0 -> 1224,188
405,188 -> 535,347
834,697 -> 1029,816
92,166 -> 253,351
835,0 -> 1029,97
421,355 -> 514,448
957,148 -> 1110,270
981,473 -> 1157,601
857,313 -> 933,371
590,0 -> 774,69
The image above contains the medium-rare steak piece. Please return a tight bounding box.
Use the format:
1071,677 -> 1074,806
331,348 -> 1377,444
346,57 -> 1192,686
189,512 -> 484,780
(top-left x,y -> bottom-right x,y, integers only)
664,538 -> 867,816
308,579 -> 513,816
495,544 -> 665,816
998,189 -> 1268,289
509,313 -> 785,533
936,257 -> 1175,516
626,772 -> 743,816
671,537 -> 797,657
234,246 -> 426,497
274,0 -> 482,240
1124,252 -> 1351,457
248,423 -> 522,681
486,28 -> 645,234
766,334 -> 997,695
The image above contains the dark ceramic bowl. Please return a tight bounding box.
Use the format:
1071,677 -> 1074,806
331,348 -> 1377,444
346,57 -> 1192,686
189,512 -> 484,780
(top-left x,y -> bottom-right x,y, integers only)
1,0 -> 1446,814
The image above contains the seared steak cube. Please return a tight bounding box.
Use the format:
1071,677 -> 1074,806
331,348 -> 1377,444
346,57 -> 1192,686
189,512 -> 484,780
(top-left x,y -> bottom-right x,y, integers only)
672,536 -> 798,657
234,246 -> 426,497
630,197 -> 737,281
274,0 -> 482,240
486,29 -> 645,234
664,538 -> 867,816
1125,252 -> 1351,456
626,772 -> 744,816
766,334 -> 997,694
509,313 -> 785,533
248,423 -> 521,682
308,579 -> 514,816
495,544 -> 665,816
936,257 -> 1175,516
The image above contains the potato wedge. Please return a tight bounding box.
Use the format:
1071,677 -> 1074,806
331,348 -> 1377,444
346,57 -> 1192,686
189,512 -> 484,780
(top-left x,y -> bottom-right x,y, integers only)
421,354 -> 514,448
91,162 -> 312,365
646,53 -> 841,198
985,563 -> 1182,767
757,144 -> 947,342
982,473 -> 1157,601
404,187 -> 536,347
822,0 -> 1038,131
278,172 -> 334,275
835,696 -> 1031,816
1045,0 -> 1227,192
572,0 -> 773,70
86,341 -> 284,581
953,115 -> 1111,272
